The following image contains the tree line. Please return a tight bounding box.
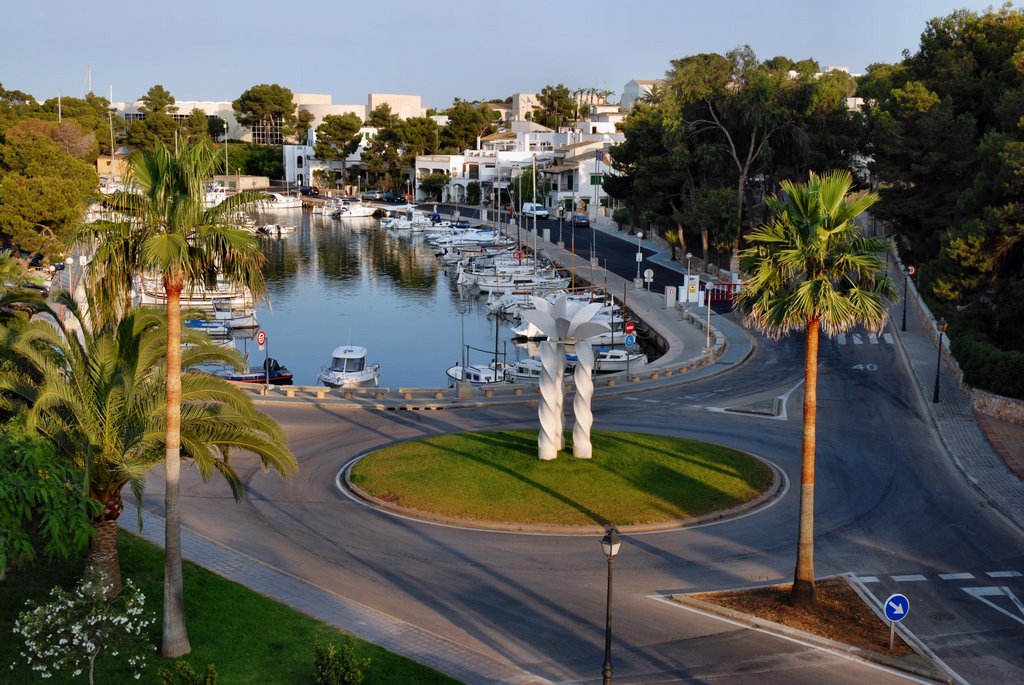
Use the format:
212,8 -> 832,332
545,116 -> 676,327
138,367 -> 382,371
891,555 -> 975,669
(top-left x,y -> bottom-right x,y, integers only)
606,5 -> 1024,399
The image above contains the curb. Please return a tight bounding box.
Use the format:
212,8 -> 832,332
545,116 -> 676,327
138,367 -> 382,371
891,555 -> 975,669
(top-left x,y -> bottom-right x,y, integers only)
667,576 -> 952,684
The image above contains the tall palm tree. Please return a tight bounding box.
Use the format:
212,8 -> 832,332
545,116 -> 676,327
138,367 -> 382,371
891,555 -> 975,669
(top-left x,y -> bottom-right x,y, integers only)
0,295 -> 296,597
75,139 -> 271,656
736,170 -> 896,607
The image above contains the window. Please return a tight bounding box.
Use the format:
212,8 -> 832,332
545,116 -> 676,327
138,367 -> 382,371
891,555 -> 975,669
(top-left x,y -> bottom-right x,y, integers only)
297,156 -> 304,168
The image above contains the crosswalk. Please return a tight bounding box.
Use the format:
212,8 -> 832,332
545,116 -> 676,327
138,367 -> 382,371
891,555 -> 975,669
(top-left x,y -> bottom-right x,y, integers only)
836,332 -> 895,345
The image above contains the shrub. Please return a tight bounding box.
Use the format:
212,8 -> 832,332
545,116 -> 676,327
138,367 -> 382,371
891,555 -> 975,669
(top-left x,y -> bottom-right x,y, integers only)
158,660 -> 218,685
612,206 -> 630,231
466,181 -> 481,206
314,636 -> 371,685
951,331 -> 1024,398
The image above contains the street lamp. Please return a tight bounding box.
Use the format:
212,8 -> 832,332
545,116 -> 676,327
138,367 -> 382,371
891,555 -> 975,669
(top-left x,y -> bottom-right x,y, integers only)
901,267 -> 909,332
932,318 -> 948,403
634,232 -> 643,283
600,527 -> 621,685
685,252 -> 693,313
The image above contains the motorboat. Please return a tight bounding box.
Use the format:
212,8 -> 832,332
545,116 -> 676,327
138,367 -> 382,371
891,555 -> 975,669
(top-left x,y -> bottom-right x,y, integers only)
136,274 -> 254,311
445,361 -> 511,385
264,193 -> 303,209
317,345 -> 380,387
203,183 -> 228,208
330,200 -> 376,219
505,357 -> 573,383
566,347 -> 647,372
211,357 -> 293,385
211,297 -> 258,329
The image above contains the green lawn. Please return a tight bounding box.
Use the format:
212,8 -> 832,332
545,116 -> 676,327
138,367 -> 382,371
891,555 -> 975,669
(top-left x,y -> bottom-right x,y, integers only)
0,532 -> 460,685
350,430 -> 774,527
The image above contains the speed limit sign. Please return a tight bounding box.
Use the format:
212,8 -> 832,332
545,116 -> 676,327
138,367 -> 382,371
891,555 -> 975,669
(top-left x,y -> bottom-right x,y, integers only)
256,329 -> 267,346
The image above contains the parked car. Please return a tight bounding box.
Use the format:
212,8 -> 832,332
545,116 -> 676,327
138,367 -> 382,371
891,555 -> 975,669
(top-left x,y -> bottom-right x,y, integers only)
572,213 -> 590,227
299,186 -> 320,196
361,189 -> 384,201
382,191 -> 407,203
521,202 -> 549,219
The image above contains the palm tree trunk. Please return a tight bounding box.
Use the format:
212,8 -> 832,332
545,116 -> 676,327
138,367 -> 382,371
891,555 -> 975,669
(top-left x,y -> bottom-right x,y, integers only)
85,518 -> 121,597
791,317 -> 819,607
162,282 -> 191,657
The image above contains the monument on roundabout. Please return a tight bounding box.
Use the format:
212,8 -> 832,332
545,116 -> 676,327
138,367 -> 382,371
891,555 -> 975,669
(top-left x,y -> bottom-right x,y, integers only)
518,295 -> 612,460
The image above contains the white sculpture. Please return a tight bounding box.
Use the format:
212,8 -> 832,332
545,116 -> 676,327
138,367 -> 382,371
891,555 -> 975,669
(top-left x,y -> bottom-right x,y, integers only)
519,295 -> 611,460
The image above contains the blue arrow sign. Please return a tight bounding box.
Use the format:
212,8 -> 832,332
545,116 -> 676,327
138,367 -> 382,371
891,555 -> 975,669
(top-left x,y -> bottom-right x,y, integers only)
884,593 -> 910,622
624,333 -> 637,348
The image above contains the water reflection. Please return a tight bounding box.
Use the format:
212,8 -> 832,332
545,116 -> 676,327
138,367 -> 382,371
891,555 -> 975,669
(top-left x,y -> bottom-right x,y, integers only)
246,209 -> 522,387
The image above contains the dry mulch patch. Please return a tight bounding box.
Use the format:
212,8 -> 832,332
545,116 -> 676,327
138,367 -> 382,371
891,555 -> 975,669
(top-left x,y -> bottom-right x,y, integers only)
687,576 -> 913,656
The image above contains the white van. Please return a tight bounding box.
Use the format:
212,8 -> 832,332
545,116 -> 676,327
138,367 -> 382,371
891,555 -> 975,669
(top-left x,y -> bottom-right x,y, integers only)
521,202 -> 549,219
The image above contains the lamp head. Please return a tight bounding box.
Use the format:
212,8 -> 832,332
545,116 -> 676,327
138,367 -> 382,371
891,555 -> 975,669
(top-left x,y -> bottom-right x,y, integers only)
686,252 -> 693,260
937,318 -> 948,333
600,527 -> 621,558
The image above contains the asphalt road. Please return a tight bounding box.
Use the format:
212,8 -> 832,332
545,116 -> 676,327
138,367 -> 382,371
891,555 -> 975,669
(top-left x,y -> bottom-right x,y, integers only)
134,219 -> 1024,683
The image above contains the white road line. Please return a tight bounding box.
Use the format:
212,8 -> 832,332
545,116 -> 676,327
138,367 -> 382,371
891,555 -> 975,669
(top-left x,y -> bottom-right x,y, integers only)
892,574 -> 928,582
857,576 -> 880,583
868,333 -> 879,344
883,332 -> 894,344
837,334 -> 847,345
987,571 -> 1022,578
642,399 -> 660,404
623,397 -> 641,401
939,573 -> 975,580
852,333 -> 863,344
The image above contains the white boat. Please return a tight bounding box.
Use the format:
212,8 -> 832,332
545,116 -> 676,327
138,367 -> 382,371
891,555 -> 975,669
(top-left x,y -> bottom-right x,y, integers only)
505,357 -> 574,383
566,348 -> 648,372
203,183 -> 228,208
317,345 -> 380,387
331,200 -> 376,219
445,361 -> 510,385
183,318 -> 230,337
136,275 -> 253,311
264,193 -> 303,209
211,297 -> 258,329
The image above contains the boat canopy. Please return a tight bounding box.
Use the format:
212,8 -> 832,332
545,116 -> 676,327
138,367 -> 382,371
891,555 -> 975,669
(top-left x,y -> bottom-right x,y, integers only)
329,346 -> 368,372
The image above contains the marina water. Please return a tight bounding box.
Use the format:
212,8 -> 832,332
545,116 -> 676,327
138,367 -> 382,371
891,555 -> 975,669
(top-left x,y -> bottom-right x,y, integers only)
247,208 -> 528,388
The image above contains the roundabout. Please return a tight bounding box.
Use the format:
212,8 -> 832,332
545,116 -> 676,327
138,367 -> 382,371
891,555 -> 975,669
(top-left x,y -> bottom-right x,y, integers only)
340,430 -> 784,533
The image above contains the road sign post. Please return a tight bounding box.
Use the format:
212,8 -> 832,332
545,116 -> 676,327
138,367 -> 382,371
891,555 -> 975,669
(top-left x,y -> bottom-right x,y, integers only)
884,593 -> 910,651
256,330 -> 269,390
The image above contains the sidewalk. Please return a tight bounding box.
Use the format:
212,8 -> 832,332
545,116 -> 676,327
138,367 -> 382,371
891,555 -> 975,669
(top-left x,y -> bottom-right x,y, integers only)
888,256 -> 1024,532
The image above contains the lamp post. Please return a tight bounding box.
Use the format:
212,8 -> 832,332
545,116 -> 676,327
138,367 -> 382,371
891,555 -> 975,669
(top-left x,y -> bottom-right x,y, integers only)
634,231 -> 643,283
557,205 -> 564,246
685,252 -> 693,313
600,527 -> 621,685
901,267 -> 909,332
932,318 -> 948,403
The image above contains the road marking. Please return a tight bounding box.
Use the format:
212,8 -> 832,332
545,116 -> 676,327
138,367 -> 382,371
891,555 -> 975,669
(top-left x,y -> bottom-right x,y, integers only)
883,332 -> 894,344
642,399 -> 660,403
963,586 -> 1024,626
868,333 -> 879,344
837,334 -> 846,345
624,397 -> 641,401
987,571 -> 1022,578
939,573 -> 975,580
892,574 -> 928,582
852,333 -> 863,344
858,576 -> 880,583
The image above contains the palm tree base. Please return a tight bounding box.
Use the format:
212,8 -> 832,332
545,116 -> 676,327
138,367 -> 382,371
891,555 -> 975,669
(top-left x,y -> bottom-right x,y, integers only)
85,519 -> 122,597
790,579 -> 817,607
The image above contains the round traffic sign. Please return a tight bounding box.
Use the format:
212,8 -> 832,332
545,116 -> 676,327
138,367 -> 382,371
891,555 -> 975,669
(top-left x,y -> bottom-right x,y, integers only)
624,321 -> 636,335
643,268 -> 654,280
256,330 -> 267,346
514,250 -> 525,260
907,264 -> 917,277
884,593 -> 910,622
624,333 -> 637,348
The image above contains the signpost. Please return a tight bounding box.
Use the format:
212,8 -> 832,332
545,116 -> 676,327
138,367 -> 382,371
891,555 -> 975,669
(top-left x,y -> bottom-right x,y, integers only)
884,593 -> 910,650
256,329 -> 269,390
624,320 -> 635,335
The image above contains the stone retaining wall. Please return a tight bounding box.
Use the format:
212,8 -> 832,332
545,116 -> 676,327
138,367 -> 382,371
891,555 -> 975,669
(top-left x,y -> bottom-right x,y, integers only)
971,388 -> 1024,426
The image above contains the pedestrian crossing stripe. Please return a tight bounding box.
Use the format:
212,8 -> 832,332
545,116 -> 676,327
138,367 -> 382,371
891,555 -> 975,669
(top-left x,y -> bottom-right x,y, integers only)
837,333 -> 896,345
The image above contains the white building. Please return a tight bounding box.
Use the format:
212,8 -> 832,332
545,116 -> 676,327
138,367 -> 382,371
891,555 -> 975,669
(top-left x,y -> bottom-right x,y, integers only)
619,79 -> 664,110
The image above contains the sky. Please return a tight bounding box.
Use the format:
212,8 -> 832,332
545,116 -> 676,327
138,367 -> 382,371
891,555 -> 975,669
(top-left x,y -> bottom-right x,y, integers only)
1,0 -> 1006,108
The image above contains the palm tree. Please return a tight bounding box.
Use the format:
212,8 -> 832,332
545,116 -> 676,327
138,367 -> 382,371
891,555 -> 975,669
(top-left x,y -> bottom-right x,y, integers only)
0,295 -> 296,597
736,170 -> 896,607
75,139 -> 271,656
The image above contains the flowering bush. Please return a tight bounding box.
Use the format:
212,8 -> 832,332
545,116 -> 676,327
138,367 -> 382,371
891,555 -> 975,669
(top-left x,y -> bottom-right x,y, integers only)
12,574 -> 154,685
